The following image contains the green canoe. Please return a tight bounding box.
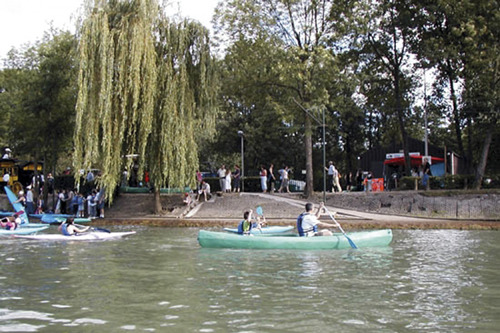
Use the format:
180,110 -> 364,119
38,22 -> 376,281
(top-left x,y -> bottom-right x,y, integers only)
198,229 -> 393,249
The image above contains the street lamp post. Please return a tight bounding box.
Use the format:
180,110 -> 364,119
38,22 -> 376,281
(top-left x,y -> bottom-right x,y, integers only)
237,130 -> 245,192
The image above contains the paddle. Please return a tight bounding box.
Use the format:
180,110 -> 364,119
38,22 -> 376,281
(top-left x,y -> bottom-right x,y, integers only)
75,223 -> 111,233
324,207 -> 358,249
255,206 -> 265,233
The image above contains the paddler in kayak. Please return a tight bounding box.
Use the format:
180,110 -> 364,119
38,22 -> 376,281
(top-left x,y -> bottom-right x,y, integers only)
237,210 -> 267,235
237,210 -> 253,235
0,211 -> 23,230
58,217 -> 90,236
297,202 -> 338,237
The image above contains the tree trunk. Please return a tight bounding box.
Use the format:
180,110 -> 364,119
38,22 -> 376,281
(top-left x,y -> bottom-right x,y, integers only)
447,64 -> 465,158
472,125 -> 493,190
304,114 -> 314,198
154,188 -> 161,214
393,67 -> 411,176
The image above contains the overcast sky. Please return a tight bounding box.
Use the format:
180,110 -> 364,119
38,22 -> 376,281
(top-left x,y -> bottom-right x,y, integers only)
0,0 -> 219,60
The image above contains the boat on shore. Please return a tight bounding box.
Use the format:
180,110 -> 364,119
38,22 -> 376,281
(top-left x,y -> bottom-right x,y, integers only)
14,231 -> 136,241
0,225 -> 49,236
198,229 -> 393,249
223,225 -> 294,235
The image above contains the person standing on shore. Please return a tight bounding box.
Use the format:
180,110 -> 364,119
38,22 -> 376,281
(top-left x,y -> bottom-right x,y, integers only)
278,166 -> 290,193
232,165 -> 241,192
422,158 -> 431,190
268,164 -> 276,193
217,165 -> 226,192
260,165 -> 268,193
325,161 -> 334,192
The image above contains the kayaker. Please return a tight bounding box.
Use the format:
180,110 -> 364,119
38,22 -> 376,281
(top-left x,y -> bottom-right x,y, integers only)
0,211 -> 23,230
297,202 -> 337,237
253,215 -> 267,229
237,210 -> 253,235
58,217 -> 90,236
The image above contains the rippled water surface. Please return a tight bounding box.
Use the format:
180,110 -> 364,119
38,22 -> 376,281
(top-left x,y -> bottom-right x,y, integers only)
1,228 -> 499,332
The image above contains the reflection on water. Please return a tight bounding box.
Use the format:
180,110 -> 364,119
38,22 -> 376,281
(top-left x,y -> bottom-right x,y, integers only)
0,228 -> 499,332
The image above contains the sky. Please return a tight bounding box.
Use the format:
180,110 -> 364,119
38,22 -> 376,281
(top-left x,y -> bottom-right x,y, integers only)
0,0 -> 219,60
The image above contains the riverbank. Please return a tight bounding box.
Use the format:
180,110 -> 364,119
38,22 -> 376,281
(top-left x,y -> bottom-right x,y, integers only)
1,190 -> 498,230
101,190 -> 500,230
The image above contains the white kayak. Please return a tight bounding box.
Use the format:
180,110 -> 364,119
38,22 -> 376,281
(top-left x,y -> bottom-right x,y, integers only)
0,225 -> 49,236
14,231 -> 136,241
223,225 -> 294,234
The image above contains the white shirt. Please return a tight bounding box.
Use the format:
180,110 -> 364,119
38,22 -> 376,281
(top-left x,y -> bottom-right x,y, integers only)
301,213 -> 320,235
26,190 -> 34,203
217,168 -> 226,178
328,165 -> 334,176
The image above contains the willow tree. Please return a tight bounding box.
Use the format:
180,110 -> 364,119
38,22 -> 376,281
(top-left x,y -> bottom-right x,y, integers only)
148,17 -> 218,211
74,0 -> 218,210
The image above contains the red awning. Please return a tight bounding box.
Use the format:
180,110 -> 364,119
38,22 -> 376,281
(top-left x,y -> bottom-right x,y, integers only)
384,155 -> 444,166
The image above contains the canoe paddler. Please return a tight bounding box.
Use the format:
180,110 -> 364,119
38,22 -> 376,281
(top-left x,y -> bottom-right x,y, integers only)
0,211 -> 23,230
58,217 -> 90,236
237,210 -> 253,235
297,202 -> 337,237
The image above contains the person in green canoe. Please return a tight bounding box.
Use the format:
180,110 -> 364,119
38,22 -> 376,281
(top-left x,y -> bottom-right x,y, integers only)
58,217 -> 90,236
237,210 -> 253,235
297,202 -> 337,237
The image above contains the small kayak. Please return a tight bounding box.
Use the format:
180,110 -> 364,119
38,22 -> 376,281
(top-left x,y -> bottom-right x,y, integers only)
15,231 -> 136,241
30,213 -> 72,219
0,225 -> 49,236
18,222 -> 48,228
40,216 -> 92,224
223,225 -> 294,234
198,229 -> 393,249
0,211 -> 14,218
4,186 -> 30,224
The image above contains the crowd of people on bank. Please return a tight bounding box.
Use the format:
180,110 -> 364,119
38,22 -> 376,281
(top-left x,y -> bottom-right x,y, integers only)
195,161 -> 380,196
7,169 -> 106,219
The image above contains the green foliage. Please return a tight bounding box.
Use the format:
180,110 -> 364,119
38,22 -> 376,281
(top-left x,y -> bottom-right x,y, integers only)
74,0 -> 219,203
0,29 -> 77,172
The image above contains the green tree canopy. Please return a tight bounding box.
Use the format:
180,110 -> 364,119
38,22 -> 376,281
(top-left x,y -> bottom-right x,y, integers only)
74,0 -> 219,207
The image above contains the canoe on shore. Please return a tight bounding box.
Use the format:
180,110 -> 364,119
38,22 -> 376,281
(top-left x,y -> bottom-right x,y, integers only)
14,231 -> 136,241
223,225 -> 294,235
0,225 -> 49,236
198,229 -> 393,249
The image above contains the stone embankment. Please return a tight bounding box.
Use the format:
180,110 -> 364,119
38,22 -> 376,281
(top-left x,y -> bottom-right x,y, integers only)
322,191 -> 500,221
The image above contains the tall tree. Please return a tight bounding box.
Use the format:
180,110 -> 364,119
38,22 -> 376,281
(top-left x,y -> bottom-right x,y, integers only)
214,0 -> 355,197
360,0 -> 417,175
0,29 -> 77,199
149,17 -> 219,211
74,0 -> 219,209
412,0 -> 499,187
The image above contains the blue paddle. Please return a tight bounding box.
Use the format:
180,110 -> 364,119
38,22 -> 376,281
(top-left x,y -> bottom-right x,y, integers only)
255,206 -> 264,233
324,207 -> 358,249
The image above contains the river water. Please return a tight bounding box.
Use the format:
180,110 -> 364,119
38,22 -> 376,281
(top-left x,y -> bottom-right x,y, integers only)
1,227 -> 499,332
